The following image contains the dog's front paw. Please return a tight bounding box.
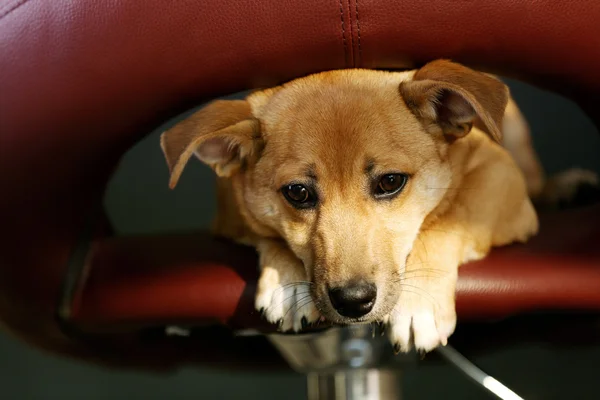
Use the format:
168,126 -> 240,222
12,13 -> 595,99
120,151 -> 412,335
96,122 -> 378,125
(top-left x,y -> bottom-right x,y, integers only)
541,168 -> 599,209
386,283 -> 456,354
254,249 -> 321,332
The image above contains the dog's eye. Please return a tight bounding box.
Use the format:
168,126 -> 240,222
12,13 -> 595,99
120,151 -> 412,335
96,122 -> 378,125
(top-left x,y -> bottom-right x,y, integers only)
374,173 -> 408,198
282,184 -> 317,209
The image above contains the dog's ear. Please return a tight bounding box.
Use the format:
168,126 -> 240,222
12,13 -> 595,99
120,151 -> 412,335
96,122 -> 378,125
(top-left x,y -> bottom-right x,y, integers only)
399,60 -> 508,143
160,99 -> 260,188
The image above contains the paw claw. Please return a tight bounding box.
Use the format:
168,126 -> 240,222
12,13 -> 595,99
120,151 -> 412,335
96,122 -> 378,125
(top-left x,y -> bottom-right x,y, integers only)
255,279 -> 320,332
378,321 -> 386,336
387,289 -> 456,355
543,168 -> 600,209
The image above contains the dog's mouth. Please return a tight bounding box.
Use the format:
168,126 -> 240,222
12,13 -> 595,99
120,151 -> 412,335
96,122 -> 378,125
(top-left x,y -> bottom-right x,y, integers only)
317,307 -> 387,326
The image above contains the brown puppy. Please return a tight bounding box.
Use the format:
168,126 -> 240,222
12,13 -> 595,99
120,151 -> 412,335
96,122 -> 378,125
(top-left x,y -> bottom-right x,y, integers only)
161,60 -> 566,352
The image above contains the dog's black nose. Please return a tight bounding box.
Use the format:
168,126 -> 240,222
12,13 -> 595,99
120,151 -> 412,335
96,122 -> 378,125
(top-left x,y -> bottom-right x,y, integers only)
328,281 -> 377,318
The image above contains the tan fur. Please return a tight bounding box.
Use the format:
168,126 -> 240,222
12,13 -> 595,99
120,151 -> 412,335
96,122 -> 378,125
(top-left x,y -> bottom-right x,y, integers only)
159,60 -> 577,352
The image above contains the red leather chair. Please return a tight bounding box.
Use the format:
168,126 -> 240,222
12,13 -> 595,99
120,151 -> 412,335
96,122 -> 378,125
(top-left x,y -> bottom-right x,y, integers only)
1,0 -> 599,386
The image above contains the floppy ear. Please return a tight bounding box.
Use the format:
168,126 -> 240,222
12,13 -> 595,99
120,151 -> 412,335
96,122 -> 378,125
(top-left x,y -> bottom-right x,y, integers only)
399,60 -> 509,143
160,99 -> 260,188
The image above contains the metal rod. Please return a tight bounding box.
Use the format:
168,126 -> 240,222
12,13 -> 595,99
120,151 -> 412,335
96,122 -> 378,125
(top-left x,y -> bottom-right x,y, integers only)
436,345 -> 525,400
307,369 -> 402,400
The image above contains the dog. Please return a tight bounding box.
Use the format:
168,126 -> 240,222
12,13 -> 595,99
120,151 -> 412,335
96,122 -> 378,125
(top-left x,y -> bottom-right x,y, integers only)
160,60 -> 597,353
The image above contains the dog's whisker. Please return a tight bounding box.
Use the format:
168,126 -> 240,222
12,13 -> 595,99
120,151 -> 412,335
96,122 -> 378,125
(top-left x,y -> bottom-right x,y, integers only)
420,227 -> 473,241
402,266 -> 449,275
394,274 -> 450,282
397,284 -> 440,307
401,265 -> 451,278
283,294 -> 314,322
290,293 -> 313,309
270,283 -> 311,298
292,297 -> 315,318
396,289 -> 440,310
263,289 -> 311,314
274,286 -> 310,299
271,282 -> 312,296
293,298 -> 319,329
400,269 -> 452,280
289,280 -> 314,286
272,281 -> 313,291
416,235 -> 429,261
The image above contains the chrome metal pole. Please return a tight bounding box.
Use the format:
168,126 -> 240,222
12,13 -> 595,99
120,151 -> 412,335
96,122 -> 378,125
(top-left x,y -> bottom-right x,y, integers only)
269,325 -> 410,400
307,369 -> 401,400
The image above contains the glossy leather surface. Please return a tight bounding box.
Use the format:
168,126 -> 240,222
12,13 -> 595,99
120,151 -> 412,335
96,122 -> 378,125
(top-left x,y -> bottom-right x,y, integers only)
70,205 -> 600,332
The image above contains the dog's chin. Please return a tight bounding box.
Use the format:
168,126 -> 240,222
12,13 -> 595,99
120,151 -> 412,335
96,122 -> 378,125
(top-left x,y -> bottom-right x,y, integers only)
333,315 -> 378,325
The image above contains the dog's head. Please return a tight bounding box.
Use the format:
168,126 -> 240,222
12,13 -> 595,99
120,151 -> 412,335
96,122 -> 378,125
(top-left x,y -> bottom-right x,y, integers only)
161,60 -> 508,324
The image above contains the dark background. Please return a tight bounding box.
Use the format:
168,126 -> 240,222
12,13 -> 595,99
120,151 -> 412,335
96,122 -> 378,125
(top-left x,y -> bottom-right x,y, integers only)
1,78 -> 599,399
